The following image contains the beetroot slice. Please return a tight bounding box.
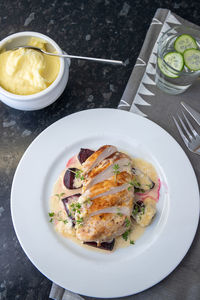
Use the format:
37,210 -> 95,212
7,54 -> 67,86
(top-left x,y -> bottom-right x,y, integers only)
78,148 -> 94,164
83,239 -> 115,251
62,194 -> 81,226
63,168 -> 82,189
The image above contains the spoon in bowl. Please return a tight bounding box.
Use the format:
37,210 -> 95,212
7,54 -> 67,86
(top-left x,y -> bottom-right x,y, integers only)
12,46 -> 124,66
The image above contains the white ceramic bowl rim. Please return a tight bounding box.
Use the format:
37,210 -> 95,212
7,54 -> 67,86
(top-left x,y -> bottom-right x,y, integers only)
0,31 -> 65,100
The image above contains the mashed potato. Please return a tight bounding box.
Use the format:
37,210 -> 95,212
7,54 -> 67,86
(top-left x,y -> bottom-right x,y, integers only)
0,37 -> 60,95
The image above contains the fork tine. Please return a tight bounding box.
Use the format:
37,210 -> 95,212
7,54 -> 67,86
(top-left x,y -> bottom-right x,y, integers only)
181,102 -> 200,127
177,113 -> 193,141
182,111 -> 198,137
173,116 -> 189,147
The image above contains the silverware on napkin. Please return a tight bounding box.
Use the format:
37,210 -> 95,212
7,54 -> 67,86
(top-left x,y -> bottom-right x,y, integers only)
173,102 -> 200,155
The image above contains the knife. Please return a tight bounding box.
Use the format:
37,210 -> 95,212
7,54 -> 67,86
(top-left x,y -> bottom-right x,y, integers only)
181,101 -> 200,126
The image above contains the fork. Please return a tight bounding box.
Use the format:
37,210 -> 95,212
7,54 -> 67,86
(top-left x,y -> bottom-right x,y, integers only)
173,105 -> 200,155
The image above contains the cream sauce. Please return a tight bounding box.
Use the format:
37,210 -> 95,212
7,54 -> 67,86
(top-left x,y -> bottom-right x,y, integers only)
50,153 -> 159,252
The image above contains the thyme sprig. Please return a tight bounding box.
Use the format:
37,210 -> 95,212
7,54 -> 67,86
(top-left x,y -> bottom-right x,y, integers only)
48,211 -> 68,224
69,169 -> 85,180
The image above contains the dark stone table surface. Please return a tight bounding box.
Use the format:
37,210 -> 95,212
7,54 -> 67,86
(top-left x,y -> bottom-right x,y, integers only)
1,1 -> 200,299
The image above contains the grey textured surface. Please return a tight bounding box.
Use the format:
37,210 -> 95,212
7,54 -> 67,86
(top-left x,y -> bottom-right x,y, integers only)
0,1 -> 200,300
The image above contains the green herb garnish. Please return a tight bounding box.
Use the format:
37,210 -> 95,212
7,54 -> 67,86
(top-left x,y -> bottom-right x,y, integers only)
132,203 -> 145,217
125,217 -> 130,228
128,181 -> 134,191
49,212 -> 55,217
117,212 -> 123,216
69,169 -> 85,180
48,211 -> 68,224
130,240 -> 135,245
133,179 -> 141,188
75,170 -> 84,180
84,198 -> 92,206
132,205 -> 139,216
55,193 -> 66,200
117,208 -> 123,216
70,202 -> 82,214
122,229 -> 131,241
76,217 -> 84,225
113,164 -> 120,175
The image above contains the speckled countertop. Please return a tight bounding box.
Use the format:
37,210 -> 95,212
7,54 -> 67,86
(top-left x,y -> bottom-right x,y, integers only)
1,1 -> 200,299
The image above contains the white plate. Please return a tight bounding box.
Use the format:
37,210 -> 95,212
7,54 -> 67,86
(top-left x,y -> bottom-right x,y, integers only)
11,109 -> 199,298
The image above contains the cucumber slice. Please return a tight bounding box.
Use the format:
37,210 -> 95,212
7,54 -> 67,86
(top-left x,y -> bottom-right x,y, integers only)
174,34 -> 197,53
184,49 -> 200,71
164,52 -> 184,71
157,52 -> 183,78
157,58 -> 178,78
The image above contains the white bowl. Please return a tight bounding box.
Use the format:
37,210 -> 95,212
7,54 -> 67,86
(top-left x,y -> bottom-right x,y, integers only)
0,31 -> 70,111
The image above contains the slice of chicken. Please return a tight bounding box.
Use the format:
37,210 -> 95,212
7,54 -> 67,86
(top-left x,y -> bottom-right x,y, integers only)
83,153 -> 132,191
76,213 -> 130,243
79,171 -> 133,203
81,188 -> 133,218
82,145 -> 117,174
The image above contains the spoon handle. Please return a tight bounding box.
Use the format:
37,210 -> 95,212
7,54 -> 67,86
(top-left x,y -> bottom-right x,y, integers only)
44,51 -> 124,65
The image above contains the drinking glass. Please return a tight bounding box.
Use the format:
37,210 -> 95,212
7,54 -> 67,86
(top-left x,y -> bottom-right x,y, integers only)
155,26 -> 200,95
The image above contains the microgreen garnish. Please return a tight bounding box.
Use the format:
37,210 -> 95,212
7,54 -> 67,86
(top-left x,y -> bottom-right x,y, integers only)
55,193 -> 66,201
132,205 -> 139,216
48,211 -> 68,224
130,240 -> 135,245
49,212 -> 55,223
134,180 -> 145,193
68,169 -> 85,180
75,170 -> 84,180
84,198 -> 92,206
132,203 -> 145,216
128,181 -> 134,191
49,212 -> 55,217
70,202 -> 82,214
117,212 -> 123,216
125,217 -> 130,228
113,164 -> 120,175
76,217 -> 84,225
122,229 -> 131,241
133,179 -> 141,188
117,208 -> 123,216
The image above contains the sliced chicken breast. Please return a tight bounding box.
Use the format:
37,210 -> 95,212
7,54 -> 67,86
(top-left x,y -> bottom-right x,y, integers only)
83,153 -> 132,191
80,171 -> 132,202
82,145 -> 117,174
81,188 -> 133,218
74,145 -> 135,245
